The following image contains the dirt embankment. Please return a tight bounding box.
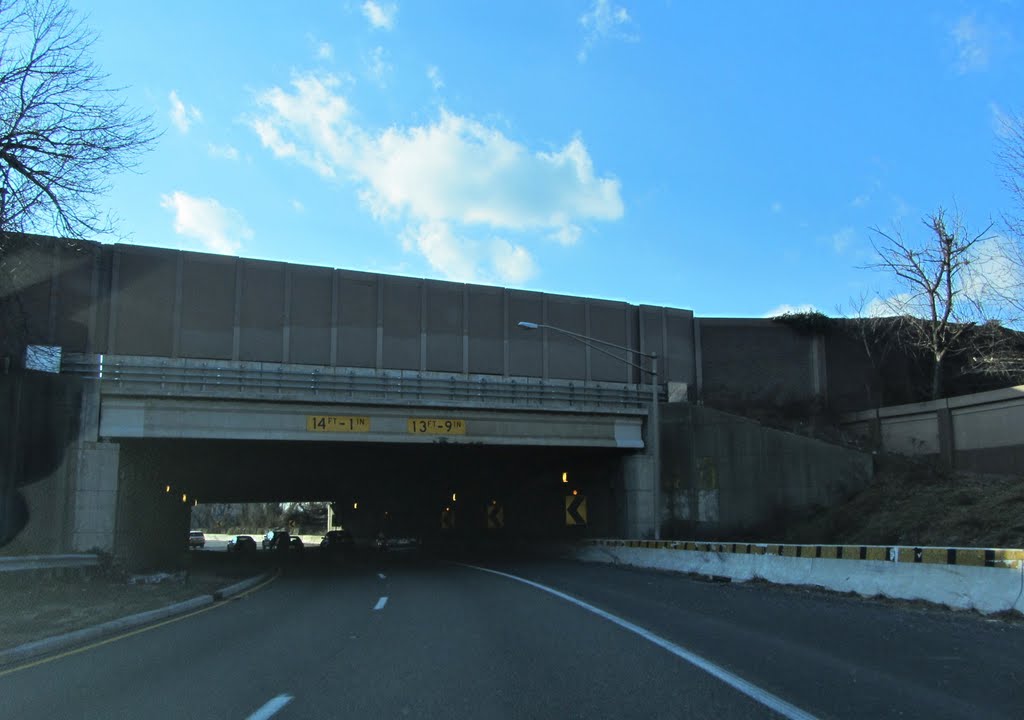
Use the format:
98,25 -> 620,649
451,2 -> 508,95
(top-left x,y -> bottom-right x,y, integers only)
782,454 -> 1024,549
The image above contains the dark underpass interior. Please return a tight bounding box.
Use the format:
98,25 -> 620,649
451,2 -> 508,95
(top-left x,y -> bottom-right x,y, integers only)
116,439 -> 631,568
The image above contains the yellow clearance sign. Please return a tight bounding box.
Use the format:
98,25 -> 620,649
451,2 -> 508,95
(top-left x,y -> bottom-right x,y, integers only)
407,418 -> 466,435
306,415 -> 371,432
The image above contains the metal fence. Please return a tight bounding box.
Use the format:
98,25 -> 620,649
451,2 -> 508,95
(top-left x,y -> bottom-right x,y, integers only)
61,354 -> 662,413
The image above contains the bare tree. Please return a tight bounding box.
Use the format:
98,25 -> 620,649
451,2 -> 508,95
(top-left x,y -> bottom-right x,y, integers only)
0,0 -> 157,366
0,0 -> 157,237
867,208 -> 994,400
0,0 -> 155,546
996,109 -> 1024,317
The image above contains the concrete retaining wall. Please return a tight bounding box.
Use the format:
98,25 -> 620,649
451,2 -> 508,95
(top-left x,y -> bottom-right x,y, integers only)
576,539 -> 1024,615
840,385 -> 1024,473
661,404 -> 871,538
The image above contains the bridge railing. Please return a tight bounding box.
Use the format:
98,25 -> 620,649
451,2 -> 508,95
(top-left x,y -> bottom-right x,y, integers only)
61,354 -> 662,413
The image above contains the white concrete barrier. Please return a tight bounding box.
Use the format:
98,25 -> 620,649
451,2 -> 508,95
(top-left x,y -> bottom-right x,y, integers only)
576,540 -> 1024,616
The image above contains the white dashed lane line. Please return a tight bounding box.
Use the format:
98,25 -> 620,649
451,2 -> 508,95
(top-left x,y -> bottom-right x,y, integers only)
374,596 -> 388,611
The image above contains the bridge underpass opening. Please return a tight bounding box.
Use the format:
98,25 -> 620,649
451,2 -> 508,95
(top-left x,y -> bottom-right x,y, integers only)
115,438 -> 633,568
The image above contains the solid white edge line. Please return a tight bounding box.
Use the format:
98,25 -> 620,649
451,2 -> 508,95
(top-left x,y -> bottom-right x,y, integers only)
460,564 -> 820,720
374,596 -> 388,610
245,693 -> 293,720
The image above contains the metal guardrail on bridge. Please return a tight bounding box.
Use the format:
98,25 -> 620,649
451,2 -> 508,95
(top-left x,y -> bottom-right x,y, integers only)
61,354 -> 662,413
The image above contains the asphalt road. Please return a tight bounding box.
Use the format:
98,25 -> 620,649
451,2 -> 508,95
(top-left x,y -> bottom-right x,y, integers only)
2,551 -> 1022,719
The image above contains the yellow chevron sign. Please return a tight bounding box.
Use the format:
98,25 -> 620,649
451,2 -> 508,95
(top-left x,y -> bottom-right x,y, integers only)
565,494 -> 587,526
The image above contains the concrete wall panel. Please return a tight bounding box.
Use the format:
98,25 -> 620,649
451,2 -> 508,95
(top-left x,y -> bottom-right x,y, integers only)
665,309 -> 695,388
700,319 -> 814,410
508,290 -> 543,377
179,252 -> 236,360
425,280 -> 463,373
289,265 -> 332,365
238,259 -> 285,362
467,285 -> 504,375
337,271 -> 377,368
54,243 -> 99,352
382,276 -> 421,371
112,247 -> 176,357
588,300 -> 632,383
8,238 -> 54,346
546,294 -> 586,380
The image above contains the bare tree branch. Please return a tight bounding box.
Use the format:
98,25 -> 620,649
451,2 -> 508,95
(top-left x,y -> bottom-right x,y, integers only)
865,208 -> 997,399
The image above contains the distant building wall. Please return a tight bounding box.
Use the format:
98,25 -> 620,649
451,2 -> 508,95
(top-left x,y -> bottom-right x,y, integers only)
840,386 -> 1024,474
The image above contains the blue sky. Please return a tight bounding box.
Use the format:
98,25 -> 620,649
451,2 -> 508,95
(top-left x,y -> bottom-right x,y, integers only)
77,0 -> 1023,318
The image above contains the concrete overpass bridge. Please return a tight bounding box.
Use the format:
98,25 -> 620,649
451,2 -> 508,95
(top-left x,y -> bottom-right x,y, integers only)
3,234 -> 869,568
3,234 -> 694,564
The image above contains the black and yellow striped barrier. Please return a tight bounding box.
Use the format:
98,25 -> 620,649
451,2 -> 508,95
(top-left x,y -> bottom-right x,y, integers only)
584,539 -> 1024,570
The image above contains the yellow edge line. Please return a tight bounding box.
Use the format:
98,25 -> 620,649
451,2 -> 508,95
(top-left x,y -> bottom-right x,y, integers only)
0,571 -> 279,679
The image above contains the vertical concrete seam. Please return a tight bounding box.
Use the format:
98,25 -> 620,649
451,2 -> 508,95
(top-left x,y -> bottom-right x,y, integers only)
231,259 -> 242,361
502,289 -> 510,377
585,301 -> 592,382
107,248 -> 121,355
282,264 -> 292,363
47,241 -> 60,344
87,246 -> 100,354
419,280 -> 427,372
329,270 -> 339,366
171,253 -> 183,358
375,277 -> 384,371
542,293 -> 549,380
693,317 -> 703,403
661,306 -> 669,381
462,284 -> 469,375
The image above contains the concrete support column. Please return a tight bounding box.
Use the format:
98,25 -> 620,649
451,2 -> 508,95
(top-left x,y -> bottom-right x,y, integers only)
70,441 -> 120,552
621,452 -> 655,539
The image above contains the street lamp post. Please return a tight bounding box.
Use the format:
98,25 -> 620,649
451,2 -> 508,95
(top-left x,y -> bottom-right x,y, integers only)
517,321 -> 661,540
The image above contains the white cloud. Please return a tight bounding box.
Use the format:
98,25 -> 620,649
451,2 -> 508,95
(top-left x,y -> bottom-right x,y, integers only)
990,102 -> 1014,139
362,1 -> 396,30
358,111 -> 623,231
366,46 -> 392,86
862,293 -> 914,318
427,65 -> 444,90
401,221 -> 479,282
491,238 -> 536,284
951,15 -> 990,74
207,143 -> 239,160
578,0 -> 636,62
963,235 -> 1023,303
317,42 -> 334,60
291,200 -> 305,213
248,74 -> 354,178
248,73 -> 623,281
159,191 -> 252,255
763,303 -> 818,318
550,224 -> 581,246
831,227 -> 855,254
168,90 -> 201,133
770,201 -> 783,214
851,194 -> 870,207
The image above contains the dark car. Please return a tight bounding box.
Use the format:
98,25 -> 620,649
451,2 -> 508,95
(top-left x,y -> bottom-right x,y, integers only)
320,529 -> 354,552
263,529 -> 289,550
289,536 -> 304,551
226,535 -> 257,553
